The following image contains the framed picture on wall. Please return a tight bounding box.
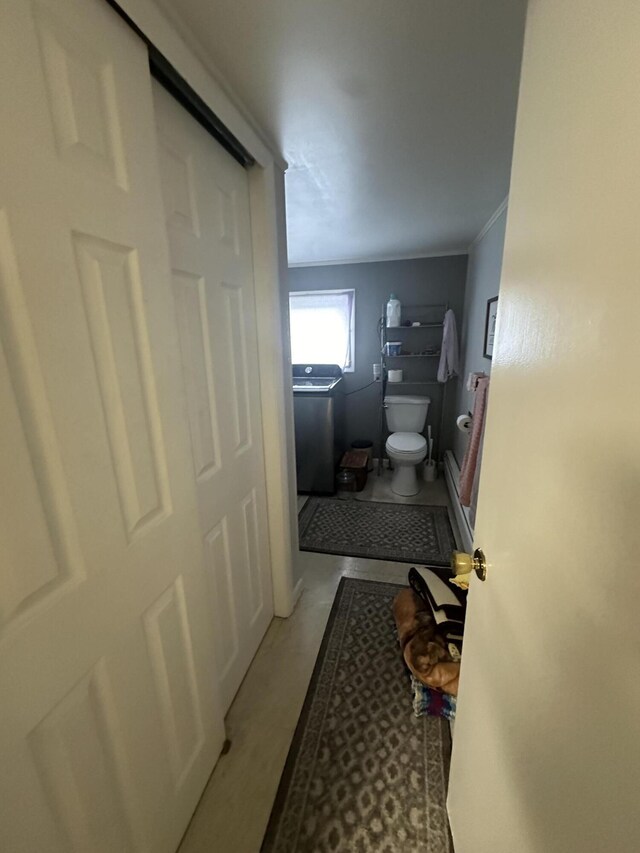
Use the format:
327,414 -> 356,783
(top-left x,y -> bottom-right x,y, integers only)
483,296 -> 499,359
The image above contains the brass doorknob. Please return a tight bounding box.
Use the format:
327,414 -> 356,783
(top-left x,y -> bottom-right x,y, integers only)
451,548 -> 487,582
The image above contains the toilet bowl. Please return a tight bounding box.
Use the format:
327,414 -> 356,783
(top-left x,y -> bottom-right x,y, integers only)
384,395 -> 431,496
385,432 -> 427,496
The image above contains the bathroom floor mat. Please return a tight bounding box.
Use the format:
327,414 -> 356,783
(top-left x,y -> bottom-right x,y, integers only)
261,577 -> 454,853
298,497 -> 456,567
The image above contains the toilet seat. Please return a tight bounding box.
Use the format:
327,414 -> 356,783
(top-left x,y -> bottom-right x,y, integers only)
386,432 -> 427,454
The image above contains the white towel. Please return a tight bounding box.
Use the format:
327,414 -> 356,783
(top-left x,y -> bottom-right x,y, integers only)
437,309 -> 459,383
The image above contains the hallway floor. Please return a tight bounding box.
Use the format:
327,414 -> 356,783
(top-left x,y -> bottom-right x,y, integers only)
179,472 -> 460,853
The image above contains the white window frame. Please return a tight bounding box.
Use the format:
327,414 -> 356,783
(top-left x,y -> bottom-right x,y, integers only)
288,288 -> 356,372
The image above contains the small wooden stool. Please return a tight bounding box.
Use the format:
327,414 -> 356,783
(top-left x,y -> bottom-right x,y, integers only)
339,449 -> 369,492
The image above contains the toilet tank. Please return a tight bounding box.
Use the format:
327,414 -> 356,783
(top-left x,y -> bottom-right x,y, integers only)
384,395 -> 431,432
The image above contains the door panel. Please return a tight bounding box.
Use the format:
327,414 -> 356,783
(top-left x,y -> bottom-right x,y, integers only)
0,2 -> 224,851
447,2 -> 640,853
143,577 -> 206,790
154,82 -> 274,712
172,271 -> 222,481
222,282 -> 253,453
203,519 -> 239,681
28,660 -> 139,853
0,211 -> 86,635
33,1 -> 129,190
240,488 -> 266,626
73,232 -> 173,538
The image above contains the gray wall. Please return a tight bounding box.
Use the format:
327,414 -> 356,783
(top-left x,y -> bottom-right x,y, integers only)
452,206 -> 507,464
289,255 -> 468,458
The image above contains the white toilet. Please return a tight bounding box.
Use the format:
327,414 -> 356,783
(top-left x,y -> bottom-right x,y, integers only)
384,395 -> 431,496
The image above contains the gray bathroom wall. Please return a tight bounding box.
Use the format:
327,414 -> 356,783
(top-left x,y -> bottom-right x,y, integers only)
452,205 -> 508,465
288,255 -> 468,457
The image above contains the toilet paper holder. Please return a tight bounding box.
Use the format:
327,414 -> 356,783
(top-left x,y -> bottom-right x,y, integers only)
456,412 -> 473,433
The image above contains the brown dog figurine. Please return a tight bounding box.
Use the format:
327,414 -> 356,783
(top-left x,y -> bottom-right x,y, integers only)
392,588 -> 460,696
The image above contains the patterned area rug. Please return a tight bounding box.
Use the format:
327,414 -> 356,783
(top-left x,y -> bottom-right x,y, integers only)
261,577 -> 454,853
298,498 -> 457,567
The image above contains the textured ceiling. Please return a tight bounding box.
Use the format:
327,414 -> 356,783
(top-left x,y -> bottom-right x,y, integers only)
157,0 -> 527,264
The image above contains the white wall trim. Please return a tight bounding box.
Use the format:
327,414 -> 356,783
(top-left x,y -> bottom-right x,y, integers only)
292,577 -> 304,609
468,196 -> 509,251
443,451 -> 474,554
289,247 -> 469,269
249,165 -> 298,618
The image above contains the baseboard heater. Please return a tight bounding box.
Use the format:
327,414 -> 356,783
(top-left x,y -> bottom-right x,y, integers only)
443,450 -> 474,554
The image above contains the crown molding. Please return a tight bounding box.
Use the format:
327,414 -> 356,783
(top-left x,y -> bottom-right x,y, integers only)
288,247 -> 469,269
468,196 -> 509,251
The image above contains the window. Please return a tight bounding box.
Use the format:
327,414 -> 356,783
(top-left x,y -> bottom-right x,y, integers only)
289,289 -> 355,371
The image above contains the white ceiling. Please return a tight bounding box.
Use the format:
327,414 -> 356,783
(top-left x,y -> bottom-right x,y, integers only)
158,0 -> 528,265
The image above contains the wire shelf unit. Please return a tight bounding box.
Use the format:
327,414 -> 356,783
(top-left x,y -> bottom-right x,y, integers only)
377,303 -> 449,475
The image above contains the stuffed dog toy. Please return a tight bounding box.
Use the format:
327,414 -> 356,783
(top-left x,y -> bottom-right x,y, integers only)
392,588 -> 460,696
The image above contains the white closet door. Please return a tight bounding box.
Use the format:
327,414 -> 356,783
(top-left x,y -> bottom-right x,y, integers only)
153,83 -> 274,712
0,2 -> 225,851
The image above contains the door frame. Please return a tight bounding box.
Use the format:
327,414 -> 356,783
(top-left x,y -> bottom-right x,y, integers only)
113,0 -> 300,616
